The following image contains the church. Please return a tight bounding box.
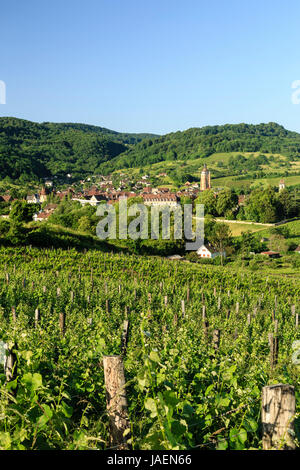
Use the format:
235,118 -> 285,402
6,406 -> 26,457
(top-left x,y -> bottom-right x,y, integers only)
200,164 -> 211,191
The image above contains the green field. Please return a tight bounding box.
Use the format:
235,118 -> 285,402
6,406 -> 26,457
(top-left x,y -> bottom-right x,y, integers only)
113,151 -> 300,191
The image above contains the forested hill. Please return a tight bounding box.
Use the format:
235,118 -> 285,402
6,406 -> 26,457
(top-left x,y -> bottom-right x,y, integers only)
0,117 -> 157,180
1,118 -> 300,181
99,122 -> 300,173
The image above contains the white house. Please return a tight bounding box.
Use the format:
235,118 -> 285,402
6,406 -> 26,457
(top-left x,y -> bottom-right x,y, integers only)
26,194 -> 40,204
279,179 -> 286,191
142,193 -> 179,207
196,244 -> 226,259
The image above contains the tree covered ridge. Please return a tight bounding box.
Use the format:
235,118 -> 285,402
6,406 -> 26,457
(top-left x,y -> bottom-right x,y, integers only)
0,117 -> 158,181
1,118 -> 300,180
99,122 -> 300,173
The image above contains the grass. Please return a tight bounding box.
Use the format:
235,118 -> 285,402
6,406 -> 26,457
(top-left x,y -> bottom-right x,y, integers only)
113,151 -> 300,190
221,221 -> 266,237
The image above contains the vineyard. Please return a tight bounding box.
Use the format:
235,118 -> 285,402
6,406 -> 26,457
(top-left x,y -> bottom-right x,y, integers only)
0,245 -> 299,450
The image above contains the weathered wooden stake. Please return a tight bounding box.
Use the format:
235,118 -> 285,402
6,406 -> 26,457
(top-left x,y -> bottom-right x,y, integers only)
12,307 -> 17,323
103,355 -> 131,449
181,300 -> 185,317
212,329 -> 220,351
268,333 -> 278,368
35,308 -> 39,327
291,305 -> 296,316
202,305 -> 209,340
5,343 -> 18,385
262,384 -> 296,450
121,320 -> 129,356
59,312 -> 66,336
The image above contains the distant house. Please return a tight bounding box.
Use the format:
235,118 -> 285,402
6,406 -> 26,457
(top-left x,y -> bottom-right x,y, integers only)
279,179 -> 286,191
1,195 -> 12,203
90,195 -> 106,206
142,193 -> 179,207
27,194 -> 40,204
33,211 -> 52,222
260,251 -> 281,259
238,195 -> 246,205
197,244 -> 226,259
294,246 -> 300,254
43,203 -> 58,213
39,187 -> 49,203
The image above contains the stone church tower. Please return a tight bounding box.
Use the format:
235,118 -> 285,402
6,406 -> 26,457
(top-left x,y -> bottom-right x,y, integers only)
200,164 -> 211,191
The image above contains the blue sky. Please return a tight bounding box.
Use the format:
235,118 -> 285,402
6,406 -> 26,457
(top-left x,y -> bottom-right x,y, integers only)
1,0 -> 300,134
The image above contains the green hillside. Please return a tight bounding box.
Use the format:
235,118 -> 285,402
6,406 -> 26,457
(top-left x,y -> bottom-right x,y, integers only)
99,122 -> 300,173
0,117 -> 157,181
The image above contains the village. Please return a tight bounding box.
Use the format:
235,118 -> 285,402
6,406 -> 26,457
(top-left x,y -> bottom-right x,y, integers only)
0,164 -> 298,262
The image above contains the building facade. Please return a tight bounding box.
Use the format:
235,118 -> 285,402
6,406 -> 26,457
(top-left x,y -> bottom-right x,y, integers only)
200,164 -> 211,191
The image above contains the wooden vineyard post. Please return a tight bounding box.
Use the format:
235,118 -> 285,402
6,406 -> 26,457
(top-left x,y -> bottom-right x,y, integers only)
59,312 -> 66,336
291,305 -> 296,316
121,320 -> 129,356
70,291 -> 74,302
11,307 -> 17,323
164,295 -> 168,307
212,329 -> 220,351
262,384 -> 296,450
202,305 -> 209,341
181,300 -> 185,317
268,333 -> 278,368
103,356 -> 131,449
271,309 -> 276,323
35,308 -> 39,328
187,286 -> 190,302
5,343 -> 18,387
296,314 -> 299,329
